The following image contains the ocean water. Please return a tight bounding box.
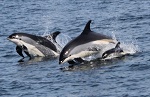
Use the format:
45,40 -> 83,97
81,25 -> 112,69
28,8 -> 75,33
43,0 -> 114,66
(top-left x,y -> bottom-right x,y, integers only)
0,0 -> 150,97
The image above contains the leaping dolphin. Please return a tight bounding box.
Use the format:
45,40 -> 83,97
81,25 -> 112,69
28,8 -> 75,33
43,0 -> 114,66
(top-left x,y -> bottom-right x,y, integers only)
102,42 -> 124,59
8,31 -> 61,58
59,20 -> 118,64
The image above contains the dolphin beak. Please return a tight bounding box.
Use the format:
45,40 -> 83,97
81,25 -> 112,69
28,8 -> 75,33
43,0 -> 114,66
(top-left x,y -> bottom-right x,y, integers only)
7,37 -> 13,42
7,37 -> 11,40
7,35 -> 12,40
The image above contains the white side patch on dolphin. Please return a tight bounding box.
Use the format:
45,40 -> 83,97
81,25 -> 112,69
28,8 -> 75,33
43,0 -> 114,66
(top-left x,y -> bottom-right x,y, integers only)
20,41 -> 45,57
92,39 -> 116,45
62,51 -> 99,64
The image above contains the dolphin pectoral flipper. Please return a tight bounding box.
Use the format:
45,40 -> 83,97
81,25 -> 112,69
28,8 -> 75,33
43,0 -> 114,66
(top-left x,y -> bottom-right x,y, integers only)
68,60 -> 76,64
68,58 -> 85,64
16,46 -> 24,58
22,45 -> 31,58
24,51 -> 31,58
74,58 -> 85,63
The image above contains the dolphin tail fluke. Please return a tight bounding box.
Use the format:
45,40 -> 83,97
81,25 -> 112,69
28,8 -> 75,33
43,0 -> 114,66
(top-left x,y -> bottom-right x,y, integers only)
16,46 -> 24,58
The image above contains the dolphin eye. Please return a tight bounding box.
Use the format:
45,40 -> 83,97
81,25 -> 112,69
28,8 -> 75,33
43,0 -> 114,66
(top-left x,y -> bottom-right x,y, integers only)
12,36 -> 16,39
102,53 -> 107,58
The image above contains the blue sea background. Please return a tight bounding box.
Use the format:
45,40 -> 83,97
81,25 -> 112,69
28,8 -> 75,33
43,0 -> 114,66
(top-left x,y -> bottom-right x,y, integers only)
0,0 -> 150,97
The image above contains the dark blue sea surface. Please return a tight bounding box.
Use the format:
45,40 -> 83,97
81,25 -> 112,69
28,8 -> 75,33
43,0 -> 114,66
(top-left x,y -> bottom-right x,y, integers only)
0,0 -> 150,97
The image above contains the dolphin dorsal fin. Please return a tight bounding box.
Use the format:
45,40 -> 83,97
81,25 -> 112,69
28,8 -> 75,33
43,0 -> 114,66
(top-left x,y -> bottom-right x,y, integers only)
81,20 -> 92,35
51,31 -> 61,41
115,42 -> 121,49
115,42 -> 123,52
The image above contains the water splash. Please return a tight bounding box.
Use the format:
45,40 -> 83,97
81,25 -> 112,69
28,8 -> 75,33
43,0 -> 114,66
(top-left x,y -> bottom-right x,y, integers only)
40,15 -> 54,36
56,33 -> 72,48
40,15 -> 72,51
121,42 -> 140,55
43,32 -> 72,52
85,31 -> 140,61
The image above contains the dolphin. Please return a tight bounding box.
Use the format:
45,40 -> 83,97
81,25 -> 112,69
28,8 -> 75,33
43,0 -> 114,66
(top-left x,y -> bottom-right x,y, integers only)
59,20 -> 118,64
102,42 -> 124,59
7,31 -> 61,58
